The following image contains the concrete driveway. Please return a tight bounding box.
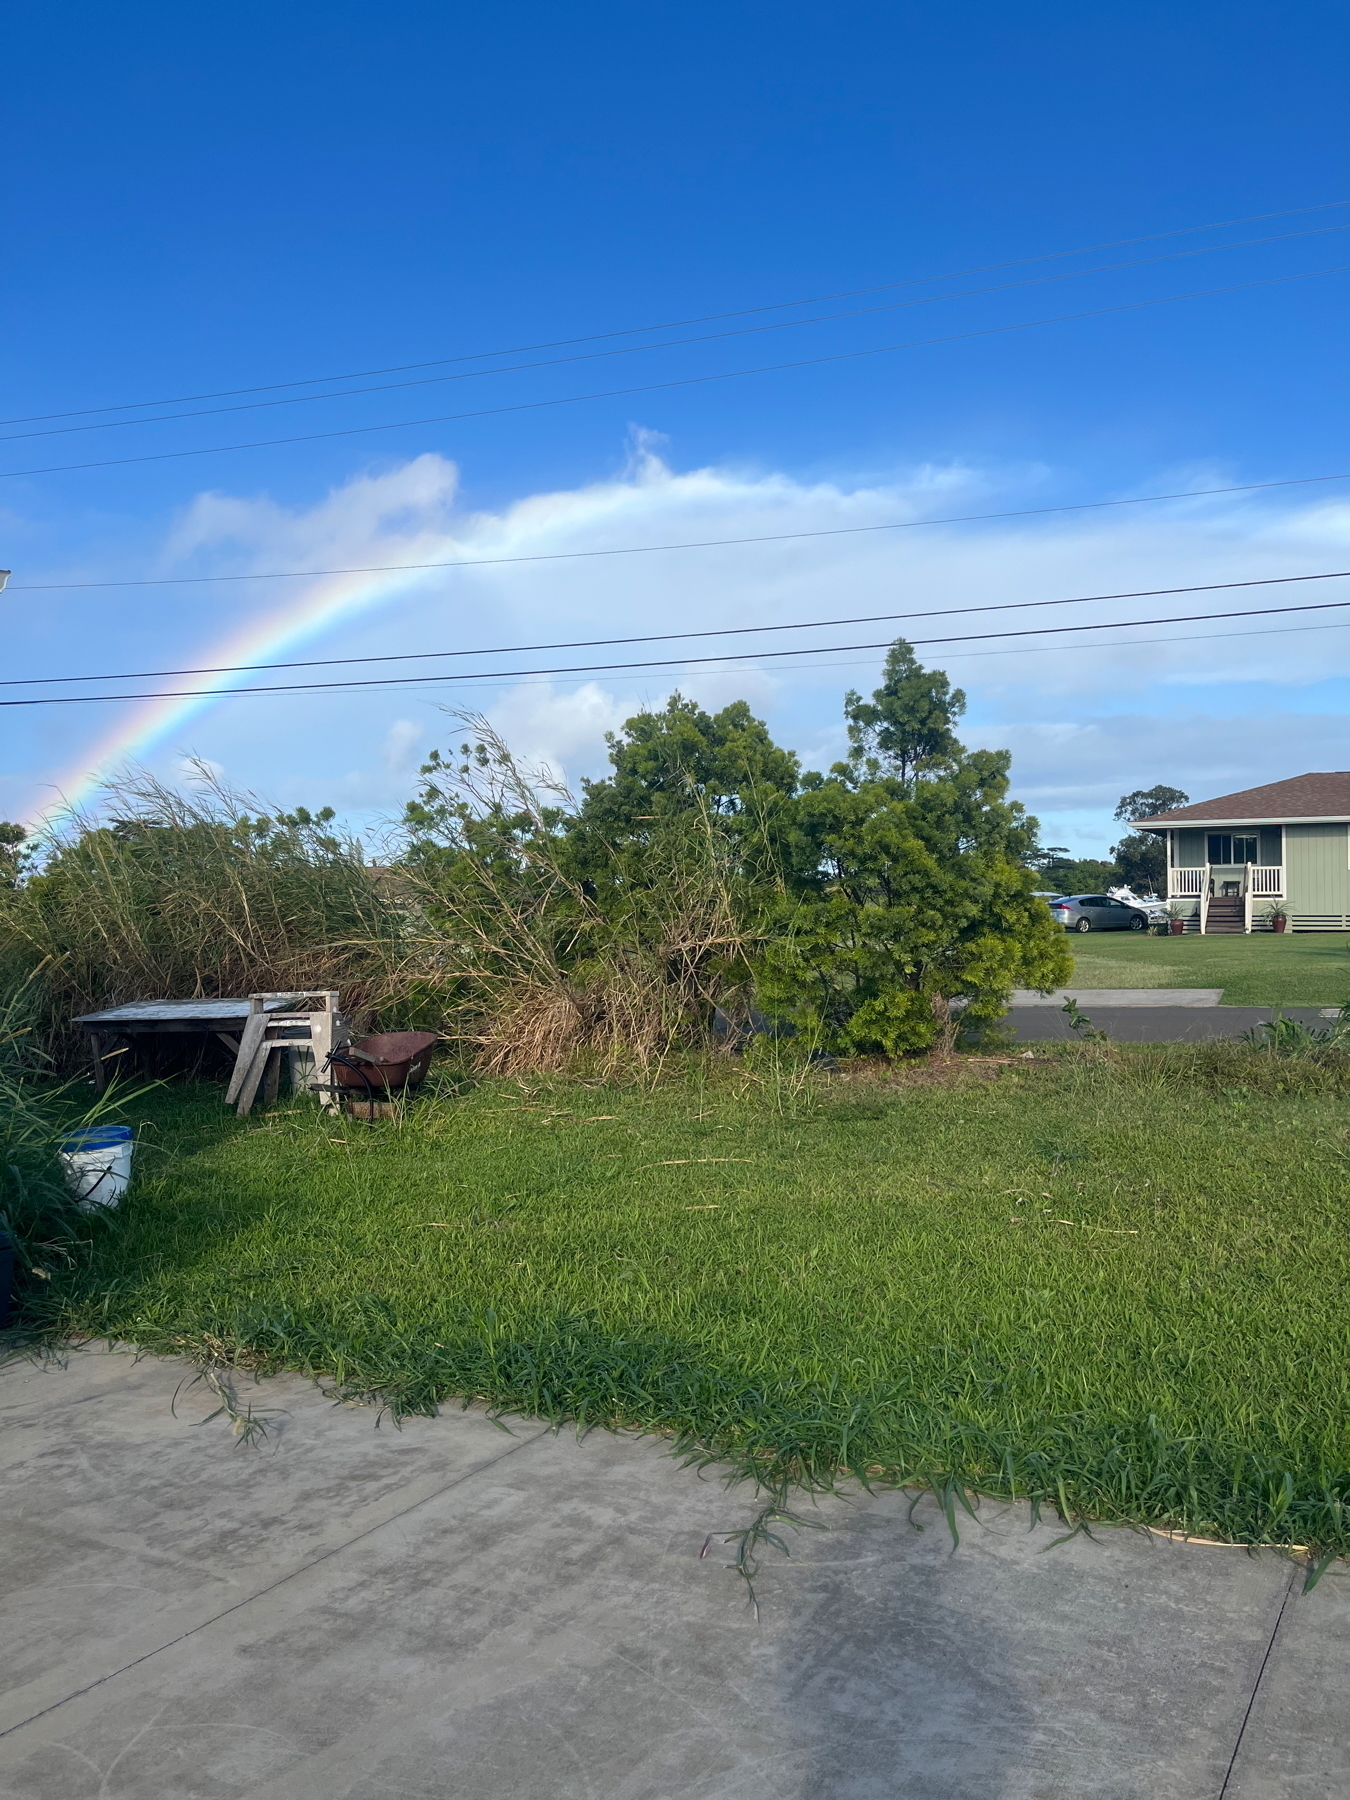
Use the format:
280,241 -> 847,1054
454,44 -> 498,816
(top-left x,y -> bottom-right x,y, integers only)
2,1348 -> 1346,1798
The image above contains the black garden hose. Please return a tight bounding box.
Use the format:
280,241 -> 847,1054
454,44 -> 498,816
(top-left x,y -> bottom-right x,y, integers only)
325,1049 -> 380,1121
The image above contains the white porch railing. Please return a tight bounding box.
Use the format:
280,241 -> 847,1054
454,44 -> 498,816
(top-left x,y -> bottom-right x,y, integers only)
1167,864 -> 1284,931
1169,866 -> 1207,897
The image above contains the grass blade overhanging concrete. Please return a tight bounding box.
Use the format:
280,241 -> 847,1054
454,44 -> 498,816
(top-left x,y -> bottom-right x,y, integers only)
20,1042 -> 1350,1569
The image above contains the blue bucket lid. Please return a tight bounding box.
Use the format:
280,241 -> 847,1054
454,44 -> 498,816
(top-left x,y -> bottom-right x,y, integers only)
60,1125 -> 133,1150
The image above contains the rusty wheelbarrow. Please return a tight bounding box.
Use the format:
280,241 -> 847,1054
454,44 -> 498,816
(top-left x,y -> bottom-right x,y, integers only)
330,1030 -> 438,1119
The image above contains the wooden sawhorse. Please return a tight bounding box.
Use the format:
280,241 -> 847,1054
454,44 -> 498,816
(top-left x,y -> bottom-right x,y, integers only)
225,991 -> 351,1117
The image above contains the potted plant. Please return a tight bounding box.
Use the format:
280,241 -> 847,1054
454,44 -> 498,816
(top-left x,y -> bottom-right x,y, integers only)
1262,903 -> 1289,934
1165,902 -> 1190,936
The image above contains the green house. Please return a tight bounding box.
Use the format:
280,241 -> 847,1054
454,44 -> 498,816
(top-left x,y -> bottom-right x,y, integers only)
1144,774 -> 1350,933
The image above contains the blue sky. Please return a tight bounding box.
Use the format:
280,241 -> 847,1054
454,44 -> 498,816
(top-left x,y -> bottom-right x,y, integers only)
4,1 -> 1349,853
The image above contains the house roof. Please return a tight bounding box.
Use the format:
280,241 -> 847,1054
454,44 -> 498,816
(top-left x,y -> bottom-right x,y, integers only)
1142,773 -> 1350,828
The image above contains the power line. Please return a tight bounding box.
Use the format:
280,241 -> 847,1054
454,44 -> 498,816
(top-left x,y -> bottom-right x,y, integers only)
7,586 -> 1350,708
423,614 -> 1350,684
7,570 -> 1348,691
9,198 -> 1345,429
11,470 -> 1350,595
312,614 -> 1350,693
931,615 -> 1350,665
8,224 -> 1345,444
6,265 -> 1346,483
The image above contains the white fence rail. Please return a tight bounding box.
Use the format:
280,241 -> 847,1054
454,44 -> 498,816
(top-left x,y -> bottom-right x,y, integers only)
1168,864 -> 1283,899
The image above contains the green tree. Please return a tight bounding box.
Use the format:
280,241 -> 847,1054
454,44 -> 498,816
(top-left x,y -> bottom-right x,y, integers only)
1110,833 -> 1165,893
566,694 -> 800,892
842,641 -> 967,783
760,643 -> 1071,1055
1113,785 -> 1189,823
0,823 -> 27,889
1111,786 -> 1188,894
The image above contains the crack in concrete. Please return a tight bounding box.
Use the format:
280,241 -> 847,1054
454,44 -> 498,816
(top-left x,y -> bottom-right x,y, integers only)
1217,1563 -> 1298,1798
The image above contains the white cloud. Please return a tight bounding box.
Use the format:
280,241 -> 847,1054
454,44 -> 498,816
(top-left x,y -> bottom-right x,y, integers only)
161,454 -> 462,572
482,682 -> 630,789
14,440 -> 1350,852
381,718 -> 423,772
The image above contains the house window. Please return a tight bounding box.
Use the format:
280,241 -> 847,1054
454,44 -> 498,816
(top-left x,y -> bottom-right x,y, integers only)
1208,833 -> 1259,864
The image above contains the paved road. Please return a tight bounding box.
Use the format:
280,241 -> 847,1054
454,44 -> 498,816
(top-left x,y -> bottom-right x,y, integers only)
2,1348 -> 1346,1797
1010,988 -> 1227,1007
1004,1003 -> 1338,1043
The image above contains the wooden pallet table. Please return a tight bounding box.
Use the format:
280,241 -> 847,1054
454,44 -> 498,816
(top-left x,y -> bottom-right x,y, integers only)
76,992 -> 351,1116
75,998 -> 296,1094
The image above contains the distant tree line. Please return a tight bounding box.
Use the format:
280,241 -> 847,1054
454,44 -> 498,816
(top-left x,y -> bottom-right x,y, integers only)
1028,784 -> 1189,896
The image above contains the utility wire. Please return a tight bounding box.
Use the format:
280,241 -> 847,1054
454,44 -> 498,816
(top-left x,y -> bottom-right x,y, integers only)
7,587 -> 1350,707
12,470 -> 1350,595
7,223 -> 1344,444
9,198 -> 1344,429
7,570 -> 1348,691
355,614 -> 1350,690
6,265 -> 1346,482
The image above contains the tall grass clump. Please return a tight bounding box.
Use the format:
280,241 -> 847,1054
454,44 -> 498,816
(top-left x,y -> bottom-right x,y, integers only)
0,768 -> 419,1055
0,979 -> 73,1255
401,716 -> 766,1074
0,975 -> 126,1270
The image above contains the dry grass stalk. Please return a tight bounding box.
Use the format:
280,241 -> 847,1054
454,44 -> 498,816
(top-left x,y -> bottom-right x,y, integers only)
1,767 -> 418,1056
402,713 -> 761,1076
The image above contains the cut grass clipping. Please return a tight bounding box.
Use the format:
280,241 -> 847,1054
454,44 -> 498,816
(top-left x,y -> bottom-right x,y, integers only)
24,1046 -> 1350,1571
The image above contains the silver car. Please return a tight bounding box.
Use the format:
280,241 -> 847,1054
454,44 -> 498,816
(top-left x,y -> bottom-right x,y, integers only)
1050,894 -> 1150,933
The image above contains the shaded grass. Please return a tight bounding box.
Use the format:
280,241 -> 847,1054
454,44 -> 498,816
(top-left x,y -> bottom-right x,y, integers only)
22,1048 -> 1350,1559
1068,930 -> 1350,1005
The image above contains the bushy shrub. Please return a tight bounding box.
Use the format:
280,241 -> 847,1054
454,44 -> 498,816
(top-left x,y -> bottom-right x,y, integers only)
757,644 -> 1071,1055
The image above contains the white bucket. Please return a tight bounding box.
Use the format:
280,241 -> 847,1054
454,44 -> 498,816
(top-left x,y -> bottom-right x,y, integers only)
59,1127 -> 135,1211
288,1045 -> 316,1094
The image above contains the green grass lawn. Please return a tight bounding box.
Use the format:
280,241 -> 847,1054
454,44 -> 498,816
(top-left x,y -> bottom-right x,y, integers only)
27,1049 -> 1350,1557
1068,930 -> 1350,1005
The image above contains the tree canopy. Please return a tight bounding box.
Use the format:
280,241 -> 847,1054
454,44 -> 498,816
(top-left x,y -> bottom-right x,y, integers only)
0,823 -> 26,890
1107,786 -> 1189,893
1114,785 -> 1189,823
760,642 -> 1070,1054
841,641 -> 967,784
565,694 -> 801,895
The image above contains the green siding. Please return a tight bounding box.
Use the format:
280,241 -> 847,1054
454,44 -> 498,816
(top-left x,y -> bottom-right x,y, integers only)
1174,824 -> 1282,866
1286,823 -> 1350,914
1176,829 -> 1206,867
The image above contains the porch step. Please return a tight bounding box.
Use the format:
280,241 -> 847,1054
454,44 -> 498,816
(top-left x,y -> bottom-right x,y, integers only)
1205,897 -> 1246,934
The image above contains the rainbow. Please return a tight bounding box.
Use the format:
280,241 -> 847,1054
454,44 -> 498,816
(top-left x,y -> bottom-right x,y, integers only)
31,560 -> 439,828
